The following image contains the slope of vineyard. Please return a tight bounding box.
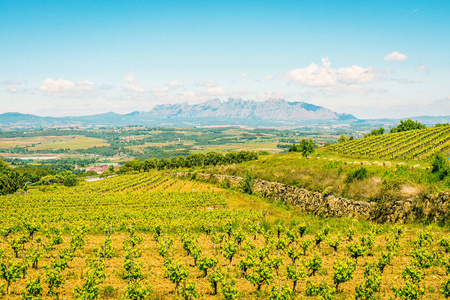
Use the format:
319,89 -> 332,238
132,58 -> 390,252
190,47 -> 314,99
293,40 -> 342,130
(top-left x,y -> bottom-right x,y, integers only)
328,125 -> 450,160
0,172 -> 450,299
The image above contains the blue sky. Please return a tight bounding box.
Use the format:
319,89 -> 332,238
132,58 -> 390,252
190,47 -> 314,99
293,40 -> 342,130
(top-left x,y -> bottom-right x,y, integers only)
1,0 -> 449,118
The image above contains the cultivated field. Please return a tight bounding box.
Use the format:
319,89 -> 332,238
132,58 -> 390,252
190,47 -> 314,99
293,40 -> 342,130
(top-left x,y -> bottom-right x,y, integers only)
1,172 -> 449,299
0,136 -> 108,151
328,126 -> 450,161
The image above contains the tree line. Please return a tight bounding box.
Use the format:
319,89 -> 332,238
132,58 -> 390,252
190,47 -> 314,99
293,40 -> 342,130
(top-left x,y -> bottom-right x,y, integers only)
118,150 -> 259,173
0,159 -> 24,195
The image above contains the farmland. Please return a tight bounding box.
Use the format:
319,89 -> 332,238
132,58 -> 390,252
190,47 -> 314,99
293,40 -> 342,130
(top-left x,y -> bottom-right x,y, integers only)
0,136 -> 108,151
1,172 -> 450,299
327,126 -> 450,161
0,126 -> 348,164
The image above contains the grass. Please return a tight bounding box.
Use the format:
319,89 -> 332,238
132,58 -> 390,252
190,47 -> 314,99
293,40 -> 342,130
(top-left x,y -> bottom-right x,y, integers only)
204,152 -> 450,202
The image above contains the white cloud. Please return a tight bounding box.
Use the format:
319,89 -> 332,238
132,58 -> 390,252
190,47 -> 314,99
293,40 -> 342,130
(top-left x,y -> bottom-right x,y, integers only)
124,73 -> 136,83
285,57 -> 377,93
264,76 -> 275,80
168,80 -> 184,87
40,79 -> 75,93
240,73 -> 249,78
416,65 -> 428,72
383,51 -> 408,62
76,80 -> 95,91
39,78 -> 98,97
151,80 -> 185,97
151,86 -> 171,97
123,72 -> 145,93
204,87 -> 226,96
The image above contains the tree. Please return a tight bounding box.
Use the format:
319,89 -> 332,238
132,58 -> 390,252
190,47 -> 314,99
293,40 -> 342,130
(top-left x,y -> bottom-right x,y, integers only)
63,175 -> 78,187
337,134 -> 349,143
0,159 -> 24,195
365,128 -> 385,137
390,119 -> 426,133
289,139 -> 315,157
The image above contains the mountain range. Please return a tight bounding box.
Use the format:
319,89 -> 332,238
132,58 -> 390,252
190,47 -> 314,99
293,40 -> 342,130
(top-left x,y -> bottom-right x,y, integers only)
0,99 -> 357,127
0,98 -> 449,128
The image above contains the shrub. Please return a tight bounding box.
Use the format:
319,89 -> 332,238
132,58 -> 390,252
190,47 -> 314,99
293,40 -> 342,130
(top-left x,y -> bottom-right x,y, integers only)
241,170 -> 254,195
322,186 -> 334,197
346,167 -> 368,183
333,258 -> 357,291
393,280 -> 424,300
355,264 -> 382,299
289,139 -> 315,157
431,153 -> 450,180
63,175 -> 78,187
305,280 -> 335,299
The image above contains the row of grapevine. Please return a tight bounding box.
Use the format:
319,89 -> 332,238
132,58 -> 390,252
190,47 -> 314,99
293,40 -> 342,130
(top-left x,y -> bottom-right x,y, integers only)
329,126 -> 450,160
1,173 -> 450,298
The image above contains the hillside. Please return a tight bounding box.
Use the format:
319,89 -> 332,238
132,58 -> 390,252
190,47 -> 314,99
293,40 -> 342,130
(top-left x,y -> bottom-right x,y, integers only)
328,125 -> 450,161
203,151 -> 450,203
1,171 -> 449,299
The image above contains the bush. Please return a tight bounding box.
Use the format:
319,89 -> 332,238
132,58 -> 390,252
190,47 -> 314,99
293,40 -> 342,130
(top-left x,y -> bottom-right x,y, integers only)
431,153 -> 450,180
63,175 -> 78,187
305,280 -> 335,299
289,139 -> 315,157
322,186 -> 334,197
241,171 -> 254,195
40,175 -> 60,185
346,167 -> 369,183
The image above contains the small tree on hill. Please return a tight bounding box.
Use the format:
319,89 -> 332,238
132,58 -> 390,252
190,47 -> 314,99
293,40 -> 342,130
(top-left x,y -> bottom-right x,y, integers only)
365,128 -> 385,137
390,119 -> 426,133
63,175 -> 78,187
289,139 -> 315,157
337,134 -> 348,143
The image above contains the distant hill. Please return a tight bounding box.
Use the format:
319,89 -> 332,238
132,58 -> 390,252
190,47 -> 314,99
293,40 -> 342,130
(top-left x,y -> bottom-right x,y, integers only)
328,125 -> 450,161
0,98 -> 357,127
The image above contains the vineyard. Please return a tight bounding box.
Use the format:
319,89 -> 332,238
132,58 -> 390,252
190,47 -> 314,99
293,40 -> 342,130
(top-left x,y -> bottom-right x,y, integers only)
328,125 -> 450,161
1,172 -> 450,299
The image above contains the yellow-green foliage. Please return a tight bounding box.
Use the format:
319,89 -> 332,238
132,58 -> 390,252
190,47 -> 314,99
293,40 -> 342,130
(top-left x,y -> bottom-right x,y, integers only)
328,126 -> 450,161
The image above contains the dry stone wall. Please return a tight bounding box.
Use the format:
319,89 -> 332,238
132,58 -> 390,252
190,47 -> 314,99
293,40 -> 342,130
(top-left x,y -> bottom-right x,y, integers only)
173,172 -> 450,223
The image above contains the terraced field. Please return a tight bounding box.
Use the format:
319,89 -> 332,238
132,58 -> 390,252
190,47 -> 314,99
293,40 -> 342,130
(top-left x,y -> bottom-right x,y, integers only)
328,126 -> 450,161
